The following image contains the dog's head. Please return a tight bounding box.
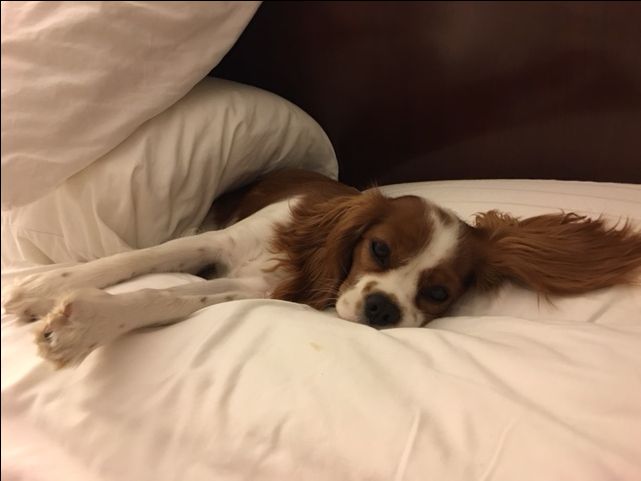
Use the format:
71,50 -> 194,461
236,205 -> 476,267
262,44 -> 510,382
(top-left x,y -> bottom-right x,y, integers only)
334,194 -> 478,327
274,190 -> 641,328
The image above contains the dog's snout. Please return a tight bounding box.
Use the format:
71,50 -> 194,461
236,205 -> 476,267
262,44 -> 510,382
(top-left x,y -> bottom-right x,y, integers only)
364,293 -> 401,327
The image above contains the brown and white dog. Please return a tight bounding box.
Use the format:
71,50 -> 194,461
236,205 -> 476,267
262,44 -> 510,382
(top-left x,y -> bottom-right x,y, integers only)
4,169 -> 641,368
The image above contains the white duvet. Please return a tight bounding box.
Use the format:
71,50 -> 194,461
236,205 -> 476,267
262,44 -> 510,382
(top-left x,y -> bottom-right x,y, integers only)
3,180 -> 641,481
1,1 -> 260,209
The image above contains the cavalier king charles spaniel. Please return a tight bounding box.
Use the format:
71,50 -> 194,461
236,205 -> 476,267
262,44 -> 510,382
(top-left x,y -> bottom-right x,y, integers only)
5,169 -> 641,367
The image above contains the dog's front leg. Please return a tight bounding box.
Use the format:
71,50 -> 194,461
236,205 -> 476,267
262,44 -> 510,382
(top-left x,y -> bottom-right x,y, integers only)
33,277 -> 268,368
3,230 -> 233,322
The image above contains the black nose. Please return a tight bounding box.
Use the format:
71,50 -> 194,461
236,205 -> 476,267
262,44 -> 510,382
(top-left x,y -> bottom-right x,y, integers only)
364,293 -> 401,326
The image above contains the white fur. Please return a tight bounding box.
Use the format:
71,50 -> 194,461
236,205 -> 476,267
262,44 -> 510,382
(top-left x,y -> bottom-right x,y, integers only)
336,211 -> 461,327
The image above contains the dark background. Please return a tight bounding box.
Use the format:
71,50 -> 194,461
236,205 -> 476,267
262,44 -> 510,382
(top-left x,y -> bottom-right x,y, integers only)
214,2 -> 641,188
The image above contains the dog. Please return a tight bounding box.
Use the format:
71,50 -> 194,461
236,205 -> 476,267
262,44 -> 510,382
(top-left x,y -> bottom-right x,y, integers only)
4,168 -> 641,368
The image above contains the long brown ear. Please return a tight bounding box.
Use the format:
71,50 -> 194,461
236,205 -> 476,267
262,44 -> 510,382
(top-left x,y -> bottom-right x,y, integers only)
473,211 -> 641,295
271,190 -> 389,308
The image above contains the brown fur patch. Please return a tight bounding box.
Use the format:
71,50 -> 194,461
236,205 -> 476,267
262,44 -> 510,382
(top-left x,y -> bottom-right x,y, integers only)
207,168 -> 359,229
362,281 -> 378,293
270,189 -> 390,309
200,296 -> 208,304
61,272 -> 70,278
474,211 -> 641,294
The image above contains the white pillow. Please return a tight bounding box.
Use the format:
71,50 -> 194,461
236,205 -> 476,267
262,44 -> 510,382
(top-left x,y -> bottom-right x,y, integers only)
0,1 -> 261,209
1,77 -> 338,267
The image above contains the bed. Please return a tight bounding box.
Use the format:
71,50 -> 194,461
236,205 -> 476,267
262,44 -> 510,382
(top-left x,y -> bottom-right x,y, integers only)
2,3 -> 641,481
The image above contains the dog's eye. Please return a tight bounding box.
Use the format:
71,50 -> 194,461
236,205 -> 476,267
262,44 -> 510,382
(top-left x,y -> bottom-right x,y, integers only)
370,240 -> 390,265
422,285 -> 449,303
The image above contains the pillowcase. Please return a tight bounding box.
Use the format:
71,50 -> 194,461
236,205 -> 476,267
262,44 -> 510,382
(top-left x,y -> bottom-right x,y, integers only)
1,1 -> 261,209
1,77 -> 338,267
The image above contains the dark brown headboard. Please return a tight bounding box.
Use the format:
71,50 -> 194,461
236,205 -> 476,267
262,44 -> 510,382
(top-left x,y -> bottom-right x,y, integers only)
214,2 -> 641,188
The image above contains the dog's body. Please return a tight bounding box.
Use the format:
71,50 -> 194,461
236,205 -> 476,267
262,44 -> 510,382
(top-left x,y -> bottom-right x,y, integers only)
4,169 -> 641,368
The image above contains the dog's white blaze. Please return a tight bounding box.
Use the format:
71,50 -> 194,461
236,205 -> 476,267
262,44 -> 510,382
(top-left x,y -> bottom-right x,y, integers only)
336,212 -> 461,327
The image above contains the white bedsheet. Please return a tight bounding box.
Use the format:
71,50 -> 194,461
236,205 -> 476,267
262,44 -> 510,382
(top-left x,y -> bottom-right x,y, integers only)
2,180 -> 641,481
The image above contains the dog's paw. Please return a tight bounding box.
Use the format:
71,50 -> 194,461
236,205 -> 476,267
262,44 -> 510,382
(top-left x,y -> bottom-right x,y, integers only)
2,268 -> 86,322
3,267 -> 82,304
35,289 -> 116,368
2,286 -> 55,323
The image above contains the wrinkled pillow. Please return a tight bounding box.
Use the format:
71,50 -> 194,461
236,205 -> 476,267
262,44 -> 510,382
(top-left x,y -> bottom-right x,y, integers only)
1,1 -> 261,209
1,77 -> 338,267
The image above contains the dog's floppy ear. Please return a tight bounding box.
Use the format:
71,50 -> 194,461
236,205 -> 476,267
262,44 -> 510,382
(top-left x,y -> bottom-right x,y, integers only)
472,211 -> 641,294
272,189 -> 390,309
